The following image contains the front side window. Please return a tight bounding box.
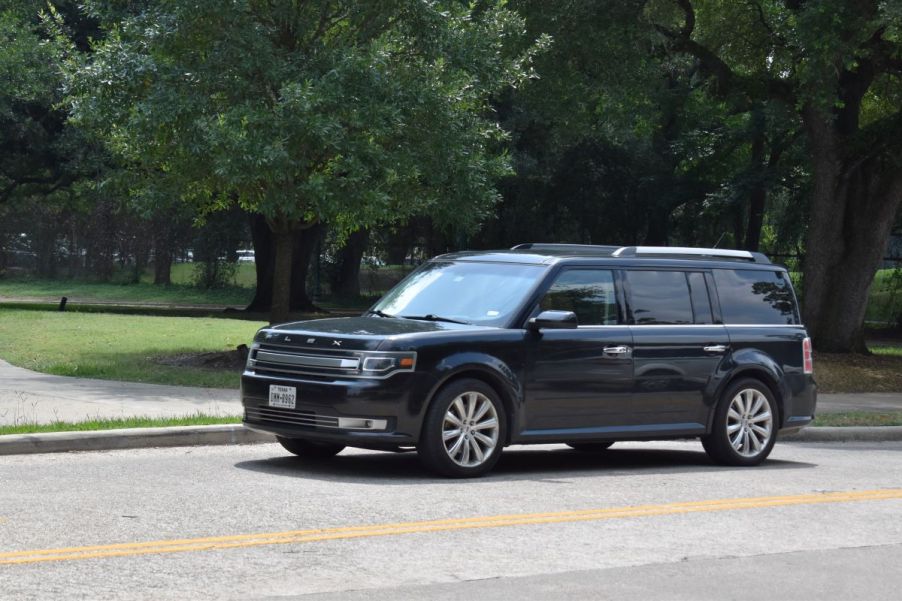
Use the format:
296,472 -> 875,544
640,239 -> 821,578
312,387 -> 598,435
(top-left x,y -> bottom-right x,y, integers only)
626,270 -> 694,325
713,269 -> 798,324
539,269 -> 620,325
372,261 -> 545,326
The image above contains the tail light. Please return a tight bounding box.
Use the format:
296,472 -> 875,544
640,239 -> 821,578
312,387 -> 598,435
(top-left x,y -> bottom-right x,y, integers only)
802,337 -> 813,374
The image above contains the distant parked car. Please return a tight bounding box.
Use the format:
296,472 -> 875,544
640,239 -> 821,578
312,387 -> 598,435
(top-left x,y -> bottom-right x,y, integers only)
236,250 -> 255,263
241,244 -> 816,477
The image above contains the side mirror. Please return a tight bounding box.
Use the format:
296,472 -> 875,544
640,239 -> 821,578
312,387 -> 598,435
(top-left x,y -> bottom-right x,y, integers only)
528,310 -> 578,331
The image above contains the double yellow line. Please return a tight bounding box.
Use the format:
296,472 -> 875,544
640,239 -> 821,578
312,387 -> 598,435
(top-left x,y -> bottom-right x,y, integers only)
2,488 -> 901,566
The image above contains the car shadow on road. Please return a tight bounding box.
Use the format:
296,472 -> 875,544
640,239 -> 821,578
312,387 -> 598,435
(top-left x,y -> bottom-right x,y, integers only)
233,445 -> 816,485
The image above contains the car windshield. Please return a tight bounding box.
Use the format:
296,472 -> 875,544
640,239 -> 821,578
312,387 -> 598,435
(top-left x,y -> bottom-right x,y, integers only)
370,261 -> 545,326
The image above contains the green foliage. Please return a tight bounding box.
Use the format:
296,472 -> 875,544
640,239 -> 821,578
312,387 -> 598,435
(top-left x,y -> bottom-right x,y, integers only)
67,1 -> 549,236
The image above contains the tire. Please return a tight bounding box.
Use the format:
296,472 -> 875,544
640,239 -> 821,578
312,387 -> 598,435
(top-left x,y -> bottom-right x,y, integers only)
702,378 -> 778,466
418,378 -> 507,478
277,437 -> 345,459
567,442 -> 614,453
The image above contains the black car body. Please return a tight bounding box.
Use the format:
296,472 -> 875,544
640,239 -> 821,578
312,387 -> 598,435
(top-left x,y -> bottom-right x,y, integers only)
242,244 -> 816,476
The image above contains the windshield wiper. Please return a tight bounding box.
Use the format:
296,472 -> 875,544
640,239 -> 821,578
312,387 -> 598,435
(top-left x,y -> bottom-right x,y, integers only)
366,309 -> 397,318
398,314 -> 471,325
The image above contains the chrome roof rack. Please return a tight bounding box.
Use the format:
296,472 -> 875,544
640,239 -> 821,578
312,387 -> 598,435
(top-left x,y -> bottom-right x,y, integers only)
611,246 -> 770,264
511,243 -> 620,254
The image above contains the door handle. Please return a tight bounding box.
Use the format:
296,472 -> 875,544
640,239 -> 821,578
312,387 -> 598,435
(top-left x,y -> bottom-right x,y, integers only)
603,345 -> 632,355
704,345 -> 728,353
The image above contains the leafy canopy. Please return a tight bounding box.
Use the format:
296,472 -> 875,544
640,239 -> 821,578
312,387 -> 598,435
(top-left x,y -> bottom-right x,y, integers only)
66,0 -> 549,233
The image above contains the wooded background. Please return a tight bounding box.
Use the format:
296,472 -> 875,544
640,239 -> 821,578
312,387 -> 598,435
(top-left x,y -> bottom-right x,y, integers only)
1,0 -> 901,351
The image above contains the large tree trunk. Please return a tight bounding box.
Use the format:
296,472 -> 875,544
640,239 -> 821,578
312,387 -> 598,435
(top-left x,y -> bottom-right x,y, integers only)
245,213 -> 320,317
153,248 -> 172,285
331,228 -> 369,298
289,223 -> 322,311
269,222 -> 295,324
152,218 -> 173,285
246,214 -> 274,312
801,107 -> 902,352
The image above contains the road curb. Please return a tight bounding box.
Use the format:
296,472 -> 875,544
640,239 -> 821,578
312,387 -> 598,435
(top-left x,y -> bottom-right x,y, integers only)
0,424 -> 274,456
782,426 -> 902,443
2,424 -> 900,457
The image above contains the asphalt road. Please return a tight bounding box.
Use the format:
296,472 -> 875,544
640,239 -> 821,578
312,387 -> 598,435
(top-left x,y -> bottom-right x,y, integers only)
1,440 -> 901,600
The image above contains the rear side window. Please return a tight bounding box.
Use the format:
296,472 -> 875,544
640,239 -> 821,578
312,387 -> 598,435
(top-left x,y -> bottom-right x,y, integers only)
713,269 -> 798,324
626,270 -> 693,325
540,269 -> 620,325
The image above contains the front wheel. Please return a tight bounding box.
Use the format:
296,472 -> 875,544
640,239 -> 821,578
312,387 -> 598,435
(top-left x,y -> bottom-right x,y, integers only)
702,379 -> 777,466
277,437 -> 345,459
418,379 -> 507,478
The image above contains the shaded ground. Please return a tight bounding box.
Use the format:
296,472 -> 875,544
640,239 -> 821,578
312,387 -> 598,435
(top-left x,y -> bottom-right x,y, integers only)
815,351 -> 902,393
154,347 -> 248,371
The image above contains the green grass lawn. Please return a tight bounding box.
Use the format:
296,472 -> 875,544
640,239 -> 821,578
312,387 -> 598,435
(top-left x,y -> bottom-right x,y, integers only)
813,411 -> 902,427
0,309 -> 263,388
0,414 -> 240,436
0,277 -> 254,306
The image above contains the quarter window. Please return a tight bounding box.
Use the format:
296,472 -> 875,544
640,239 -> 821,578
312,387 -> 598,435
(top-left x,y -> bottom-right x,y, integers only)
626,270 -> 694,325
539,269 -> 620,325
713,269 -> 798,324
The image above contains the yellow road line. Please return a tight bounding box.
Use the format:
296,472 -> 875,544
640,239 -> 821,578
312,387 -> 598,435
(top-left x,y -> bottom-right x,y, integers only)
2,488 -> 901,566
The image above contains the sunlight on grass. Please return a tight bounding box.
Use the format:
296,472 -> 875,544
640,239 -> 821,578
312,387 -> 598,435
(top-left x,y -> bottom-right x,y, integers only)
814,412 -> 902,427
0,309 -> 264,388
0,413 -> 242,436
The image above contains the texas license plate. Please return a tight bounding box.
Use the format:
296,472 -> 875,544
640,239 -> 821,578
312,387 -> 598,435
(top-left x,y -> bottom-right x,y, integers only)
268,385 -> 296,409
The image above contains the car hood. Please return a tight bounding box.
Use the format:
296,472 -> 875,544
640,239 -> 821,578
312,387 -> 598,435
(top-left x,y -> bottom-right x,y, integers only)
259,317 -> 492,351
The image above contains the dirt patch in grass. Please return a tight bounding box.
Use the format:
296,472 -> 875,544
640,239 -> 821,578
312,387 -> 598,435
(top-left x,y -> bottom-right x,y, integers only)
155,346 -> 248,371
815,351 -> 902,393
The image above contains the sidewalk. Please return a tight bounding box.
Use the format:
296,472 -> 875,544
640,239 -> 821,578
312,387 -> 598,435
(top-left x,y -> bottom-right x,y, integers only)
3,357 -> 901,426
0,359 -> 240,426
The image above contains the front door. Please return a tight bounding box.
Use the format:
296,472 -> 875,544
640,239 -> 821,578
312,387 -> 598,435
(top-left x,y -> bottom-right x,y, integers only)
522,268 -> 635,437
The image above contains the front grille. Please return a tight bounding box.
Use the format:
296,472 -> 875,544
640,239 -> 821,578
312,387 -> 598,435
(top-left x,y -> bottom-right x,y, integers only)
244,407 -> 340,428
248,344 -> 362,378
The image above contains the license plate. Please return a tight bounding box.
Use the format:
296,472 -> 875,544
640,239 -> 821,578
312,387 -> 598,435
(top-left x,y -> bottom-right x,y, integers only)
268,385 -> 296,409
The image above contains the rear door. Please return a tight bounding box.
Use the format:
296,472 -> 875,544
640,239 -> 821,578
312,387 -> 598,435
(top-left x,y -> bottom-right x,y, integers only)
522,268 -> 635,434
625,269 -> 728,430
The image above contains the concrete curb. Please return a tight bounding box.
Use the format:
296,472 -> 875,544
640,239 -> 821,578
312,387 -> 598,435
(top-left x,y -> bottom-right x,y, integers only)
1,424 -> 900,457
782,426 -> 902,443
0,424 -> 274,456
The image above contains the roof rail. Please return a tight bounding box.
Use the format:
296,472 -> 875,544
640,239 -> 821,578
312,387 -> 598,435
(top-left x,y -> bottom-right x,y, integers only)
612,246 -> 770,264
511,243 -> 621,253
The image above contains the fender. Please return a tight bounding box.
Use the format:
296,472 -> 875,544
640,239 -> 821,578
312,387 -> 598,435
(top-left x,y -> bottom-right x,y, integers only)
414,351 -> 524,442
706,347 -> 787,431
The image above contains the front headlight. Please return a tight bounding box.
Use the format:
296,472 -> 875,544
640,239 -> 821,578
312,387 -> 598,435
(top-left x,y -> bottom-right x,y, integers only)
361,352 -> 416,375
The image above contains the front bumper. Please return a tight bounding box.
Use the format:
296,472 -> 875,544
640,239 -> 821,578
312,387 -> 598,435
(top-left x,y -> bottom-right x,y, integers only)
240,371 -> 423,448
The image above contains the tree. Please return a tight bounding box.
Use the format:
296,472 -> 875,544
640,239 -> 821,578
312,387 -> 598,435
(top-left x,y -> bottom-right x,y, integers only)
651,0 -> 902,351
67,1 -> 547,322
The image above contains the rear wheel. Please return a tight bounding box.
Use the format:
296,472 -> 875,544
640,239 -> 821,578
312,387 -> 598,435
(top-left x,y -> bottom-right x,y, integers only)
277,437 -> 345,459
702,378 -> 777,466
567,442 -> 614,452
418,378 -> 506,478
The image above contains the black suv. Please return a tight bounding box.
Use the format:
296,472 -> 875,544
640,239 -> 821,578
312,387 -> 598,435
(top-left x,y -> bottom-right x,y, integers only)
242,244 -> 816,477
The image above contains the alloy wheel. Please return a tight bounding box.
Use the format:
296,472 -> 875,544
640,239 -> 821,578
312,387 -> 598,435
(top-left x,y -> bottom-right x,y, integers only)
726,388 -> 774,457
442,391 -> 500,468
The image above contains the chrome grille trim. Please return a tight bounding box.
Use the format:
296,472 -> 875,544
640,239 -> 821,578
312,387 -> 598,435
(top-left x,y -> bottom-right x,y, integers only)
255,350 -> 360,370
246,344 -> 417,380
244,407 -> 340,428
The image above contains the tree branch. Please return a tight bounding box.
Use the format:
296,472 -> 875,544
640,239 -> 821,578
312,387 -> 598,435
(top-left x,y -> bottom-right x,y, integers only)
655,0 -> 795,105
